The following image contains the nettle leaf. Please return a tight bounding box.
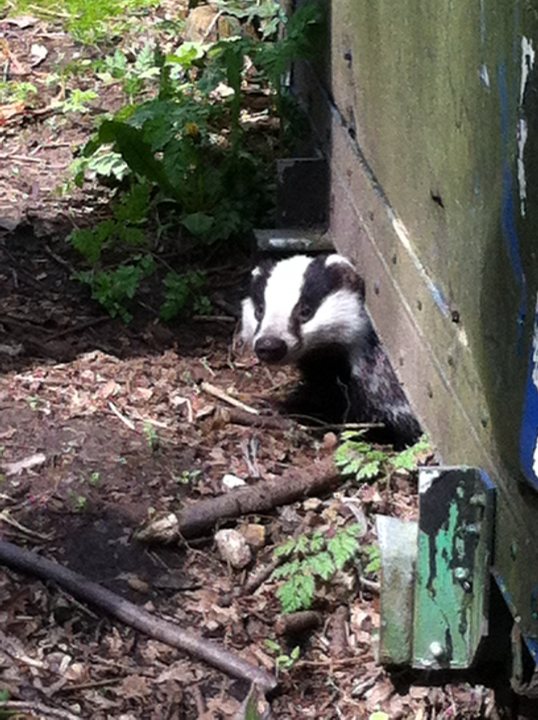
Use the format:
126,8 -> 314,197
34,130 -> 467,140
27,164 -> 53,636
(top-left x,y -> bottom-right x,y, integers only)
328,530 -> 359,570
114,182 -> 151,224
181,212 -> 214,237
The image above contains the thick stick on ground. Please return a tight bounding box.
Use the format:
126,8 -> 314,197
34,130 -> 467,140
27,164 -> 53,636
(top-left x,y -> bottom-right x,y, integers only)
0,540 -> 277,693
177,456 -> 339,538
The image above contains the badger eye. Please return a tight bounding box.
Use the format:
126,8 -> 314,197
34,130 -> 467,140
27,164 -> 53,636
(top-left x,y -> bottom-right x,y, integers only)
298,301 -> 314,323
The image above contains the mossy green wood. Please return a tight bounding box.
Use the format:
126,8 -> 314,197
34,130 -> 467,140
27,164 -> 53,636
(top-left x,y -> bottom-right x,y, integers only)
412,468 -> 495,669
377,515 -> 418,666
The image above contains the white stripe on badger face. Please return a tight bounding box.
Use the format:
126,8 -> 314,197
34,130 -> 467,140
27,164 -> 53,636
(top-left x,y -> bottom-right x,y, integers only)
300,287 -> 368,356
254,255 -> 313,353
241,297 -> 257,345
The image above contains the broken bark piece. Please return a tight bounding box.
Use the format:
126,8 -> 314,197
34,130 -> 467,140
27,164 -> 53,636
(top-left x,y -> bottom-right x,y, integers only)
329,605 -> 349,658
138,456 -> 339,542
275,611 -> 323,638
0,539 -> 277,694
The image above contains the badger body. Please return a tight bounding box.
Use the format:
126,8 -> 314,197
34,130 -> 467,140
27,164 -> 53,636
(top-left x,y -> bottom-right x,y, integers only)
241,253 -> 421,446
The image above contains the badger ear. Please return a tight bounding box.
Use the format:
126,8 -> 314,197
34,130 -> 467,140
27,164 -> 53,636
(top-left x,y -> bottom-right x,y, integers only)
240,298 -> 257,345
324,254 -> 365,299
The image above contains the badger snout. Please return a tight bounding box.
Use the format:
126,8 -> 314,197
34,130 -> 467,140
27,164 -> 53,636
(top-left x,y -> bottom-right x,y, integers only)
254,336 -> 288,364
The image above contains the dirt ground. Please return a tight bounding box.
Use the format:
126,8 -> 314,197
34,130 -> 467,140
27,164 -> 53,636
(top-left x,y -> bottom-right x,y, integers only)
0,5 -> 503,720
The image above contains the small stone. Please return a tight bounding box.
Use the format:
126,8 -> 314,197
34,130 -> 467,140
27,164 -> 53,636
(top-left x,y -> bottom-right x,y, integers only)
303,497 -> 323,512
323,432 -> 338,450
215,529 -> 252,569
222,473 -> 246,489
240,523 -> 266,550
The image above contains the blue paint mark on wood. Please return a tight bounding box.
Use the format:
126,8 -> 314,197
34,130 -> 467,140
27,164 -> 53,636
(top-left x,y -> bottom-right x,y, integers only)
497,62 -> 528,347
520,296 -> 538,489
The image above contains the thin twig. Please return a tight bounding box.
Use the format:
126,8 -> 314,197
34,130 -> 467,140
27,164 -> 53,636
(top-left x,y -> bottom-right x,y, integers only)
0,700 -> 81,720
200,381 -> 259,415
0,510 -> 53,541
108,401 -> 136,430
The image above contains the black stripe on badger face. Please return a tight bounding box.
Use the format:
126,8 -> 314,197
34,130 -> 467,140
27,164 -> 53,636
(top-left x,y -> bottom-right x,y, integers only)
291,255 -> 365,331
250,259 -> 275,325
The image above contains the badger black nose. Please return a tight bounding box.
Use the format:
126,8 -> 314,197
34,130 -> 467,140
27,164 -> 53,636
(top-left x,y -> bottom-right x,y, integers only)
254,336 -> 288,363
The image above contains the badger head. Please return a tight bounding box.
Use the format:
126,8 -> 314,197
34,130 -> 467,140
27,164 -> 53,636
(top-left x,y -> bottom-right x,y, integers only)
241,253 -> 368,365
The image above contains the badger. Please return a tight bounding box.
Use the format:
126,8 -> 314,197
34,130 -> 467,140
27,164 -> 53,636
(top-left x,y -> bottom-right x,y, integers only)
241,253 -> 421,446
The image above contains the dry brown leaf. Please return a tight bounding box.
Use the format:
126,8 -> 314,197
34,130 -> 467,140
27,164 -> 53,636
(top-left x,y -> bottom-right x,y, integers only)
119,674 -> 152,700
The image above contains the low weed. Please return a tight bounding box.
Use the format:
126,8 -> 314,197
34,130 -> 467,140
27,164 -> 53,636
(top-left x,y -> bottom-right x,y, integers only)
0,0 -> 160,44
0,81 -> 37,104
272,524 -> 362,613
264,639 -> 301,671
334,432 -> 431,482
67,2 -> 322,322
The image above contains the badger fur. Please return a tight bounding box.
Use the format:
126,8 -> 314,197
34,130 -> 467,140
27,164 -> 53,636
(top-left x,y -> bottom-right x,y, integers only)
241,253 -> 421,446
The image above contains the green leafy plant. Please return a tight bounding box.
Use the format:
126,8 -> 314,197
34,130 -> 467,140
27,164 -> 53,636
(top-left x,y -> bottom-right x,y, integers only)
264,639 -> 301,671
143,421 -> 159,450
160,270 -> 211,321
76,254 -> 156,323
0,81 -> 37,104
89,471 -> 102,487
66,1 -> 323,322
3,0 -> 160,44
335,432 -> 431,482
175,469 -> 202,485
70,493 -> 88,512
272,524 -> 362,613
57,88 -> 98,114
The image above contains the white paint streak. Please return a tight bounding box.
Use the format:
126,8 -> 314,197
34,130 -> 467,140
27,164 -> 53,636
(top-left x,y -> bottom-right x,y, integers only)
391,217 -> 471,350
530,292 -> 538,482
517,37 -> 535,217
517,117 -> 529,217
520,36 -> 535,105
419,469 -> 440,494
479,64 -> 490,88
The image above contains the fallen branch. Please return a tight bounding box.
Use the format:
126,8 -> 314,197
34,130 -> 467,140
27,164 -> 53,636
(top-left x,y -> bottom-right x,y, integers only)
0,539 -> 277,694
137,456 -> 339,542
